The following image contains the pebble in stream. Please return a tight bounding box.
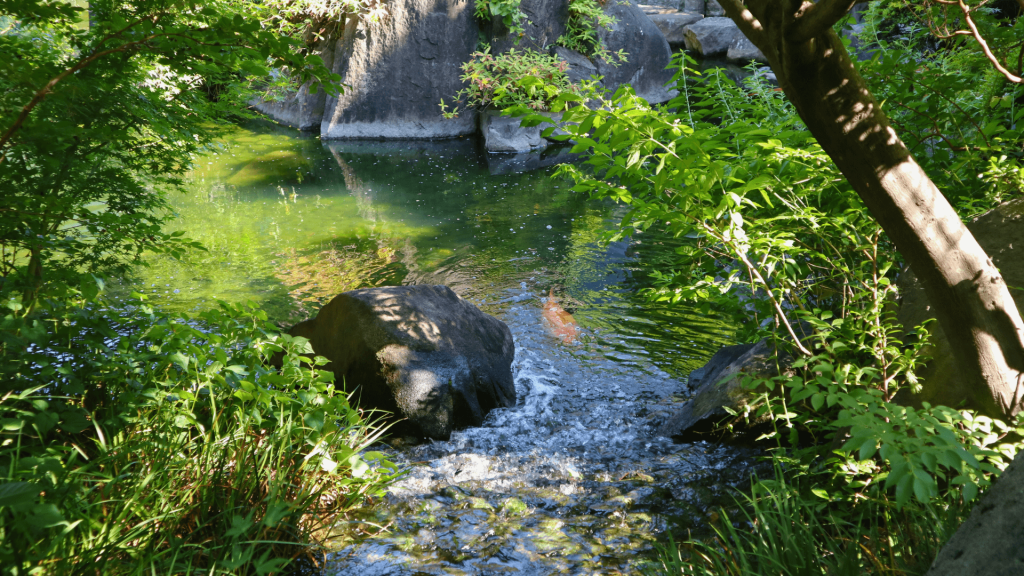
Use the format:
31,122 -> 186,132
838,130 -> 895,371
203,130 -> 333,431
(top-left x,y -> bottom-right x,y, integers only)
325,288 -> 765,575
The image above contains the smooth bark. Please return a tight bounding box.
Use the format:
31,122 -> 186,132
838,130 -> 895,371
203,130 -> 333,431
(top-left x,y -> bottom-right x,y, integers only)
718,0 -> 1024,417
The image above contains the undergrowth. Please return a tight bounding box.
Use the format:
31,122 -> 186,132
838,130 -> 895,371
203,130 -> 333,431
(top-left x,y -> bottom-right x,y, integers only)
0,289 -> 400,575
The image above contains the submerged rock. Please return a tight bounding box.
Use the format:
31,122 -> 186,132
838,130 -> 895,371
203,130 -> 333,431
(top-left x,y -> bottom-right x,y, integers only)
289,285 -> 516,439
657,339 -> 787,438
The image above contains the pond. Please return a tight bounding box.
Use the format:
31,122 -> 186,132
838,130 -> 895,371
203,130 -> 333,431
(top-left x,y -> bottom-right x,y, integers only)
124,121 -> 764,574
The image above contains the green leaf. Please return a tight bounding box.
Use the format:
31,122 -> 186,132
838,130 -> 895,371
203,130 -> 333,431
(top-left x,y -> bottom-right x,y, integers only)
59,410 -> 91,434
0,482 -> 39,507
29,503 -> 66,528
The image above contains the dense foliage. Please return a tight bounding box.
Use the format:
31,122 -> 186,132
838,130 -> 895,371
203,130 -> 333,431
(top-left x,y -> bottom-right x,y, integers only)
522,7 -> 1024,572
0,295 -> 398,574
0,1 -> 393,573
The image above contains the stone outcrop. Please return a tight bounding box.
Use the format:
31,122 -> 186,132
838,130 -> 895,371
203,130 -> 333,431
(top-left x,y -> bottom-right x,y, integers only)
926,450 -> 1024,576
552,46 -> 599,84
289,285 -> 517,439
320,0 -> 480,139
727,35 -> 766,62
257,0 -> 680,146
896,198 -> 1024,412
251,37 -> 336,131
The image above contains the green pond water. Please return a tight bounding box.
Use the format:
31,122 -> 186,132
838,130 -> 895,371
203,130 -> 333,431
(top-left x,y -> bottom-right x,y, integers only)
124,121 -> 760,574
125,120 -> 733,381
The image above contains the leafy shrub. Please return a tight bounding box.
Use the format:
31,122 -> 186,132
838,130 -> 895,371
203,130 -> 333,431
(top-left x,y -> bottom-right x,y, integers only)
0,289 -> 399,575
441,49 -> 589,117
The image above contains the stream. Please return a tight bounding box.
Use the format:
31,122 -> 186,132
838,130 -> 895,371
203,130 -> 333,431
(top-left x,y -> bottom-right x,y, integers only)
124,121 -> 766,574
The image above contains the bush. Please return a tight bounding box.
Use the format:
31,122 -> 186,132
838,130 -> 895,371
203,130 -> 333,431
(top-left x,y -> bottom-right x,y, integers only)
0,289 -> 399,575
441,49 -> 589,117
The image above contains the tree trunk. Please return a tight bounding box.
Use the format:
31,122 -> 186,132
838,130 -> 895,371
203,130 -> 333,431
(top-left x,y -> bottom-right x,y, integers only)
719,0 -> 1024,417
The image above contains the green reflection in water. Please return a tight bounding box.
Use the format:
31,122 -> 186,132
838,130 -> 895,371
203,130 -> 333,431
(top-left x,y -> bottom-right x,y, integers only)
123,120 -> 733,380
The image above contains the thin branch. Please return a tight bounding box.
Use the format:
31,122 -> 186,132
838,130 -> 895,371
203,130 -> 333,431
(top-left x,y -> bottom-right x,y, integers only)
789,0 -> 863,44
717,0 -> 769,47
955,0 -> 1022,83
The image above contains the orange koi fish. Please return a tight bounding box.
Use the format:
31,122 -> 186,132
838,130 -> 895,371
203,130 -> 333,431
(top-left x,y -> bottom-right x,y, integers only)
543,288 -> 579,344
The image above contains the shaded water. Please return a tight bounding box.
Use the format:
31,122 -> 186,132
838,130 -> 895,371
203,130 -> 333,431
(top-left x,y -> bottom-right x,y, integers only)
129,122 -> 764,574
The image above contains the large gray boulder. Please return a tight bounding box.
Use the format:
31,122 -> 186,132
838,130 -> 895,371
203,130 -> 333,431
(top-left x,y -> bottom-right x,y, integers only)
289,285 -> 517,439
896,198 -> 1024,413
320,1 -> 479,139
683,17 -> 744,57
657,340 -> 787,437
595,1 -> 677,104
648,12 -> 704,48
926,450 -> 1024,576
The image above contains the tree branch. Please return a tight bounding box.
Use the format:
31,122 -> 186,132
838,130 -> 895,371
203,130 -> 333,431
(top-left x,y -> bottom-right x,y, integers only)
789,0 -> 862,44
716,0 -> 769,47
0,15 -> 168,161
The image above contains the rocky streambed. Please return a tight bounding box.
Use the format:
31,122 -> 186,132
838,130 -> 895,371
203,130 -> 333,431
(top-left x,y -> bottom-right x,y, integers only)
325,284 -> 766,575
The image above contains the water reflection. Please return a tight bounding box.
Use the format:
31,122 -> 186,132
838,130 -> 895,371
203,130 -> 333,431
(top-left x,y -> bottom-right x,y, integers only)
128,121 -> 733,379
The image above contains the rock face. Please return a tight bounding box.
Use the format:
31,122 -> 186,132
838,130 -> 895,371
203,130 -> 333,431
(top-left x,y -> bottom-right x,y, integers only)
289,285 -> 517,439
487,0 -> 569,54
926,450 -> 1024,576
683,17 -> 743,57
320,0 -> 479,139
595,1 -> 677,104
251,37 -> 336,131
647,12 -> 704,48
896,198 -> 1024,412
657,340 -> 787,437
552,46 -> 599,84
256,0 -> 679,144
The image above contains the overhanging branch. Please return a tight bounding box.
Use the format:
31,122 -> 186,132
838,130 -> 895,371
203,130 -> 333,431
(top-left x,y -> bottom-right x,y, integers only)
789,0 -> 862,44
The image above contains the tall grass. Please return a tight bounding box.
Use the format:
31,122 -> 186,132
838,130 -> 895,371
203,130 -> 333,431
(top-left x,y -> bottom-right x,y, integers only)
0,295 -> 399,575
650,470 -> 969,576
